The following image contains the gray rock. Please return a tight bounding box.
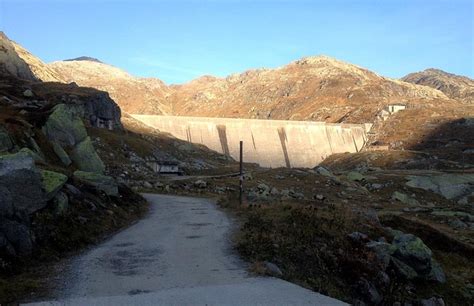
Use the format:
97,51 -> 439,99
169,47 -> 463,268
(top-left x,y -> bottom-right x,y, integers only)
0,231 -> 16,257
65,184 -> 82,198
392,234 -> 432,273
0,186 -> 13,217
347,171 -> 365,182
366,241 -> 395,270
194,180 -> 207,188
357,278 -> 382,305
449,218 -> 468,229
52,141 -> 72,166
406,174 -> 474,200
243,173 -> 253,180
70,137 -> 105,173
426,260 -> 446,283
0,127 -> 13,153
314,166 -> 333,177
143,181 -> 153,189
18,147 -> 44,163
0,219 -> 33,256
52,191 -> 69,215
42,104 -> 88,147
40,169 -> 68,201
315,194 -> 325,201
23,89 -> 34,97
0,152 -> 46,214
390,256 -> 418,280
73,171 -> 118,196
392,191 -> 420,206
263,261 -> 283,277
257,183 -> 270,193
419,297 -> 445,306
348,232 -> 369,243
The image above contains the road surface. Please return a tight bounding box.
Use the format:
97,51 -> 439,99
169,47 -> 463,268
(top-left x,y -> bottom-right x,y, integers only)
28,194 -> 346,305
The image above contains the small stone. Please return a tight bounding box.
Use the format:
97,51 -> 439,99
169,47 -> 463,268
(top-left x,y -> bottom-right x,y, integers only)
194,180 -> 207,188
143,181 -> 153,189
419,297 -> 445,306
315,194 -> 325,201
348,232 -> 368,243
263,261 -> 283,277
23,89 -> 34,97
347,171 -> 365,182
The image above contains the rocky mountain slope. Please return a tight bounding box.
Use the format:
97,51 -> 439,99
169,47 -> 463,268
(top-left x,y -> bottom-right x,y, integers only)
0,32 -> 63,82
49,59 -> 172,114
402,68 -> 474,104
49,55 -> 454,124
168,56 -> 450,123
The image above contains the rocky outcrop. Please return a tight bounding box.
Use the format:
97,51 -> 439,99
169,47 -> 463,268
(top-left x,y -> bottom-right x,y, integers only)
365,231 -> 446,284
42,104 -> 88,147
40,170 -> 68,201
402,68 -> 474,104
0,127 -> 13,153
73,171 -> 118,196
406,174 -> 474,202
0,152 -> 46,214
0,32 -> 63,82
42,104 -> 105,173
70,137 -> 105,173
49,59 -> 172,115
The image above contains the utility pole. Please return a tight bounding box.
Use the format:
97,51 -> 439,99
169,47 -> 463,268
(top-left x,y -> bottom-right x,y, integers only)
239,141 -> 243,205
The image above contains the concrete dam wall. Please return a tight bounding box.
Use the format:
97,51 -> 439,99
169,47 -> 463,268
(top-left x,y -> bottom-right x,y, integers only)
131,115 -> 372,168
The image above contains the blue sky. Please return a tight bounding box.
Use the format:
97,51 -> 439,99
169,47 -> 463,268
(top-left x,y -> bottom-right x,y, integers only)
1,0 -> 472,84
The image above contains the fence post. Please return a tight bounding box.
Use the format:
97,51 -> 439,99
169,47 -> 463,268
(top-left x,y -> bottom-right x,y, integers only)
239,141 -> 243,205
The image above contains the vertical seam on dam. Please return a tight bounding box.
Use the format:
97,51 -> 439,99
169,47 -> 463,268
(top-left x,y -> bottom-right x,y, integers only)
186,126 -> 192,142
351,132 -> 359,152
277,127 -> 291,168
251,131 -> 257,150
216,124 -> 230,156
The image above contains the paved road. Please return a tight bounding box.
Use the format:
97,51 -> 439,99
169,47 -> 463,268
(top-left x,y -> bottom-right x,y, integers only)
28,194 -> 346,305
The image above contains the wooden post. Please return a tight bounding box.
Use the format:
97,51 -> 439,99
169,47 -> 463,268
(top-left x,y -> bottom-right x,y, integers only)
239,141 -> 243,205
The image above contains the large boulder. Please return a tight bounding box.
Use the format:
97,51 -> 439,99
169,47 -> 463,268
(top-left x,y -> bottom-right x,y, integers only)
81,92 -> 122,129
42,104 -> 87,147
0,152 -> 46,214
40,169 -> 68,201
70,137 -> 105,173
0,219 -> 33,256
52,191 -> 69,215
73,170 -> 118,196
392,233 -> 432,273
19,147 -> 44,163
52,141 -> 72,166
0,186 -> 13,218
0,127 -> 13,153
406,174 -> 474,200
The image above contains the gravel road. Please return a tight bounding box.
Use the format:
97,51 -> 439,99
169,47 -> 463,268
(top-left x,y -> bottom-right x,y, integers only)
27,194 -> 346,305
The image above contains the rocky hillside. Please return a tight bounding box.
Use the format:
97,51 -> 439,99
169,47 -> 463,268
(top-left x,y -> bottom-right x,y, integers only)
402,68 -> 474,104
49,59 -> 172,114
168,56 -> 450,123
49,55 -> 453,124
0,32 -> 63,82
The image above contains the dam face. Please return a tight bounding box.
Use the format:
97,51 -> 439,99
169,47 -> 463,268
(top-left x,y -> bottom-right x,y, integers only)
131,115 -> 371,168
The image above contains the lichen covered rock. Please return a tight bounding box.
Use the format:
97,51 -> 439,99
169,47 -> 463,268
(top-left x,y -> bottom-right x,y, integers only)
40,169 -> 68,200
42,104 -> 87,147
70,137 -> 105,173
73,170 -> 118,196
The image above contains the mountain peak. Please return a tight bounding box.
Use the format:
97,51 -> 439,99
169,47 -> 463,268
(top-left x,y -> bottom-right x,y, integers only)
64,56 -> 103,63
